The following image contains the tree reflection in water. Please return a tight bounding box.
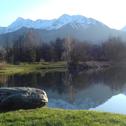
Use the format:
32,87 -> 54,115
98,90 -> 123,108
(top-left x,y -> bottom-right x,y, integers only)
0,67 -> 126,110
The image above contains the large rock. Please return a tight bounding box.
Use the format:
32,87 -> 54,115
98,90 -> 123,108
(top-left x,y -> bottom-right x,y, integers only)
0,87 -> 48,112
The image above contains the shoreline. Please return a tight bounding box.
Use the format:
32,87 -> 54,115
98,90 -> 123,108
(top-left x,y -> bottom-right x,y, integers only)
0,60 -> 125,75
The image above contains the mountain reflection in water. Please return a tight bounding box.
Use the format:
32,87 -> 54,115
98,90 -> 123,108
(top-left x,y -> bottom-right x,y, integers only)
91,94 -> 126,114
0,67 -> 126,114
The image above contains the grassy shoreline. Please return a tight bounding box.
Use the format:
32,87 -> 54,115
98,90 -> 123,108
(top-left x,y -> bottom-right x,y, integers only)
0,61 -> 122,75
0,61 -> 111,75
0,108 -> 126,126
0,60 -> 126,75
0,62 -> 66,75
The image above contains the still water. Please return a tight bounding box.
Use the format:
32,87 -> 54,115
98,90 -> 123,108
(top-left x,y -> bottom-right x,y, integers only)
0,67 -> 126,114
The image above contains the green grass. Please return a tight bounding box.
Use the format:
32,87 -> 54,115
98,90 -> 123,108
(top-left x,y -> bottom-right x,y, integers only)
0,108 -> 126,126
0,62 -> 66,75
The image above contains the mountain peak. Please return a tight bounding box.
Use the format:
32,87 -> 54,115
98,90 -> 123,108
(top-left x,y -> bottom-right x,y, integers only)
16,17 -> 24,21
58,14 -> 86,21
57,14 -> 98,25
0,14 -> 108,34
59,14 -> 71,19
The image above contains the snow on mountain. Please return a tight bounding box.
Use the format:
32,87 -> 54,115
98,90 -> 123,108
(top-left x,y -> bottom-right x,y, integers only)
8,17 -> 34,30
51,14 -> 103,30
0,14 -> 106,34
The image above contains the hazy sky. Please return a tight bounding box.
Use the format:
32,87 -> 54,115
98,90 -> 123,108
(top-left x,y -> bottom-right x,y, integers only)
0,0 -> 126,29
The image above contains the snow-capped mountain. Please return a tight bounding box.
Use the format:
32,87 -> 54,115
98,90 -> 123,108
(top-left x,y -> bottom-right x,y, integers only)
0,14 -> 107,34
0,14 -> 126,46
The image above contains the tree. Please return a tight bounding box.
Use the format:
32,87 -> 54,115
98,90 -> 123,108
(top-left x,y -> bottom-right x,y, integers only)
103,37 -> 126,61
51,38 -> 65,61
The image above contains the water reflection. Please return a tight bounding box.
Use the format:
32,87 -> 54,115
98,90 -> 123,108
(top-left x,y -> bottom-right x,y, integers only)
91,94 -> 126,114
0,67 -> 126,113
48,83 -> 118,109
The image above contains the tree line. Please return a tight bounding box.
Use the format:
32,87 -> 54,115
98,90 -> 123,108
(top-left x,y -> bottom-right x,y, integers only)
0,34 -> 126,64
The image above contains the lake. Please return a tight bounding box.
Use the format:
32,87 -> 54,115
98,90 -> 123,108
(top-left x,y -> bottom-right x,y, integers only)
0,66 -> 126,114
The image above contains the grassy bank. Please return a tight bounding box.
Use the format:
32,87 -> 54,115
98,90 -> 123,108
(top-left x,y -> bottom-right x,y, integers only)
0,61 -> 112,75
0,62 -> 66,75
0,108 -> 126,126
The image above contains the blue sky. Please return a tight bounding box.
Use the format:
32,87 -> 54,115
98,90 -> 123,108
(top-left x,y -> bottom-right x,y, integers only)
0,0 -> 126,29
0,0 -> 47,26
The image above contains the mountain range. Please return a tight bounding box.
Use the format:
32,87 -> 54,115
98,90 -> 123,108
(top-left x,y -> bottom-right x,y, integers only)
0,14 -> 126,46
